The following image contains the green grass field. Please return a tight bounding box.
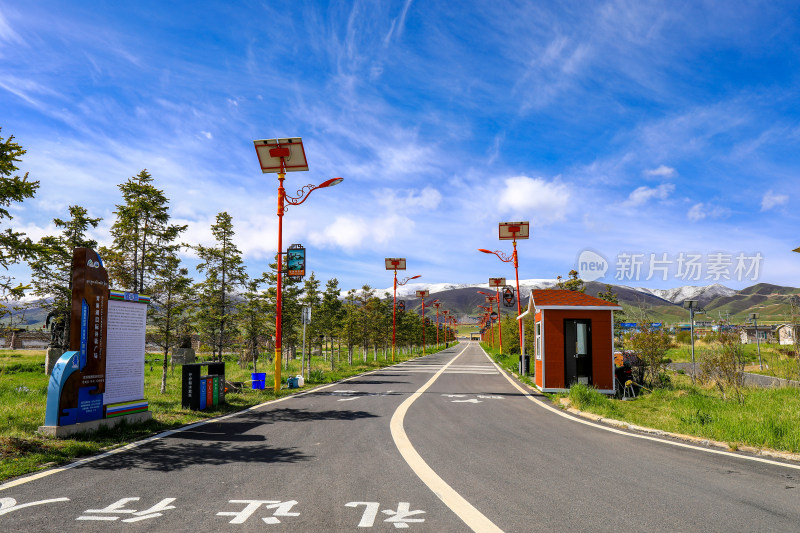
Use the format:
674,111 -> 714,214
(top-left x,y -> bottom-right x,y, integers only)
0,344 -> 447,483
480,343 -> 800,455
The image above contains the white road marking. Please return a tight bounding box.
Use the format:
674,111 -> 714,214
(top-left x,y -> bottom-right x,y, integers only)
390,344 -> 504,533
451,399 -> 482,403
480,346 -> 800,472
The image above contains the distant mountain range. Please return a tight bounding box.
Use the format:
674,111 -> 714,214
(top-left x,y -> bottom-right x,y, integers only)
5,281 -> 799,330
384,280 -> 800,324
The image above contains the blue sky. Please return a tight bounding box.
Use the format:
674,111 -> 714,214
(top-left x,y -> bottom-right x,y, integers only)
2,0 -> 800,293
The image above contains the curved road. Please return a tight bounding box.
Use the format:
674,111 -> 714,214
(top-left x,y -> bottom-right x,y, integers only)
2,341 -> 798,531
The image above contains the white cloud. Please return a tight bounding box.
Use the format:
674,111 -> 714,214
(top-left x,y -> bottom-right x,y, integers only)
308,213 -> 413,250
497,176 -> 571,222
687,202 -> 729,222
644,165 -> 676,178
0,12 -> 22,44
761,190 -> 788,211
376,186 -> 442,211
624,183 -> 675,206
200,131 -> 212,139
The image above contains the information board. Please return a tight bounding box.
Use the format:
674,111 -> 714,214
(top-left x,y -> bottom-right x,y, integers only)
104,297 -> 148,405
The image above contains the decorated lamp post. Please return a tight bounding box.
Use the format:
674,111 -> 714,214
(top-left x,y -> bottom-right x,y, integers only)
432,301 -> 442,347
479,221 -> 530,374
386,258 -> 420,362
254,138 -> 342,392
416,290 -> 430,353
478,304 -> 494,347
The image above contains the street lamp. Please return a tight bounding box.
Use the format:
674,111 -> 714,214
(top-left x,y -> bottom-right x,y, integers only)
478,304 -> 495,347
432,301 -> 442,347
386,258 -> 420,362
416,290 -> 430,354
254,137 -> 343,392
479,220 -> 530,374
749,312 -> 763,370
683,299 -> 699,383
478,289 -> 503,354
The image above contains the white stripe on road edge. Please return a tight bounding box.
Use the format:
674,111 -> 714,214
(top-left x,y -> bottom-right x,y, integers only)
0,363 -> 399,492
390,344 -> 504,533
480,346 -> 800,472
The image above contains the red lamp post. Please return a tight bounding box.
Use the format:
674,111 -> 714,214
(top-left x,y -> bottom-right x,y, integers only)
478,221 -> 530,374
478,304 -> 494,346
432,302 -> 442,347
386,258 -> 419,362
254,138 -> 343,392
478,290 -> 503,354
416,290 -> 430,354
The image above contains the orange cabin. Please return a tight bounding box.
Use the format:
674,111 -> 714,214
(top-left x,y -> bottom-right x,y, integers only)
518,290 -> 622,394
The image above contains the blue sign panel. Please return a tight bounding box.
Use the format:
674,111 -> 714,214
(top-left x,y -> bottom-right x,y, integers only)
287,245 -> 305,277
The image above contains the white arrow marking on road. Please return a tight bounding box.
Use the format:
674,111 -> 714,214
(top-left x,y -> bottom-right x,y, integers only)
337,397 -> 360,402
451,399 -> 482,403
441,394 -> 466,398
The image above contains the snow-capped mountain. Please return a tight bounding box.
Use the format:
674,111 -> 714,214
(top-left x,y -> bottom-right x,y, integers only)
629,283 -> 736,305
380,279 -> 558,298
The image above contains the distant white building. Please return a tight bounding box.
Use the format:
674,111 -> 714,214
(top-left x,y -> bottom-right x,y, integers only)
775,324 -> 800,346
739,325 -> 775,344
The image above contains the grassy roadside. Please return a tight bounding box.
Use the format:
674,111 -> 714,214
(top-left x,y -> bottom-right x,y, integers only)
0,344 -> 450,483
480,343 -> 800,455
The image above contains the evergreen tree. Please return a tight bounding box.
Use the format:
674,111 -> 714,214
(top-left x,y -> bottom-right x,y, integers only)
101,169 -> 186,293
555,269 -> 585,292
192,212 -> 248,360
238,276 -> 269,373
317,277 -> 342,369
300,272 -> 322,369
28,206 -> 101,350
0,127 -> 39,299
263,260 -> 303,368
150,253 -> 193,393
341,289 -> 360,365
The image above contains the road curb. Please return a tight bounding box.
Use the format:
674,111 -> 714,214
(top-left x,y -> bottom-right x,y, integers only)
504,367 -> 800,465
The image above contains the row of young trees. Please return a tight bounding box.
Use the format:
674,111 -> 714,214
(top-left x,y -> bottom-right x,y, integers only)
0,128 -> 451,392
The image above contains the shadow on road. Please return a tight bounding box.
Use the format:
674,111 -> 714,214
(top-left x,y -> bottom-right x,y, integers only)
84,441 -> 309,473
82,407 -> 378,473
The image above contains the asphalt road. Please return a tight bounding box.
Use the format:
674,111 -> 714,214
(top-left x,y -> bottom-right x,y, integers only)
2,341 -> 799,531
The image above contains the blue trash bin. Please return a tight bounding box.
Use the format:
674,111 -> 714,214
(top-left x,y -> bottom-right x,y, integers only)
251,372 -> 266,390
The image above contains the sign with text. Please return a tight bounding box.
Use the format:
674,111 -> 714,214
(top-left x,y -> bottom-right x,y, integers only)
489,277 -> 506,288
415,290 -> 429,298
44,248 -> 150,428
104,292 -> 149,405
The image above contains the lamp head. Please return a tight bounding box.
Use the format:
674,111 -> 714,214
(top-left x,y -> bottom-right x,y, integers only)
409,275 -> 421,280
319,177 -> 344,188
478,248 -> 492,254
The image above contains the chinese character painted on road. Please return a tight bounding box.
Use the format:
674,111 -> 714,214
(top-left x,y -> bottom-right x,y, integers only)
76,497 -> 176,522
346,501 -> 425,528
216,499 -> 299,525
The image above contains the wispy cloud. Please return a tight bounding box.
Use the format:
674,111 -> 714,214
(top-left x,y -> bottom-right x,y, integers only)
644,165 -> 676,178
687,202 -> 729,222
624,183 -> 675,207
761,190 -> 788,211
